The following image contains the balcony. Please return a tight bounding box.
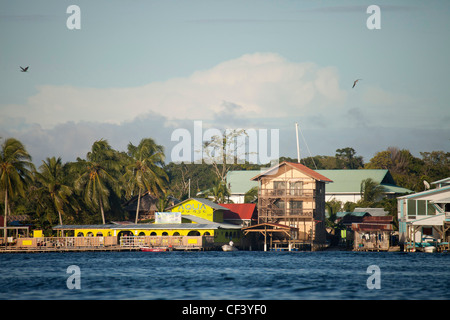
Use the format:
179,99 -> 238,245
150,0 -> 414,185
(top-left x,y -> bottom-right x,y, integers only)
259,188 -> 315,198
258,208 -> 314,218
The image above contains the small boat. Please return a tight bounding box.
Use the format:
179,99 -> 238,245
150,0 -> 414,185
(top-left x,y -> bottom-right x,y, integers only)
140,247 -> 168,252
222,241 -> 238,252
424,246 -> 436,253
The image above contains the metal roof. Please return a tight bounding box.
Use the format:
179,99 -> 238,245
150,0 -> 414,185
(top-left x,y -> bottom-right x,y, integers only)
53,224 -> 116,230
53,214 -> 242,231
251,161 -> 333,183
165,197 -> 229,211
315,169 -> 412,194
226,170 -> 259,194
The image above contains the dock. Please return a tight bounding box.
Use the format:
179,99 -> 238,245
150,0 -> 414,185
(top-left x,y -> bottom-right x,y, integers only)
0,235 -> 219,253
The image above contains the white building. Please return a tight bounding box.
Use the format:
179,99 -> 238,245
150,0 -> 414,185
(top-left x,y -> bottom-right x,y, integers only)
397,177 -> 450,250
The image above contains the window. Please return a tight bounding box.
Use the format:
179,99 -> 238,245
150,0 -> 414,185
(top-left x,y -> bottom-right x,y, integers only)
407,200 -> 416,218
417,200 -> 426,215
290,181 -> 303,196
273,181 -> 286,196
290,201 -> 303,209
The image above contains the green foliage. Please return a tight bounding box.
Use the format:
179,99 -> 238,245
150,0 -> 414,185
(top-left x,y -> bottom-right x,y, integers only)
365,147 -> 449,192
0,135 -> 447,236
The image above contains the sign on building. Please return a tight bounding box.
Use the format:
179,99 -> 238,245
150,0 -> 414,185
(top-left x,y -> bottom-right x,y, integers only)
155,212 -> 181,224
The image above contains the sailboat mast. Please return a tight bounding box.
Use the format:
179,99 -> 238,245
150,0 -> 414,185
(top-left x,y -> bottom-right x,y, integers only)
295,122 -> 300,163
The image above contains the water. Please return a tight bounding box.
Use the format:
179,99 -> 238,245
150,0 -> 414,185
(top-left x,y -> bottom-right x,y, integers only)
0,251 -> 449,300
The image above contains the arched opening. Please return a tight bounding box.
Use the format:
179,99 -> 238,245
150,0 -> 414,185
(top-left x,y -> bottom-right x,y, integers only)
117,230 -> 133,244
203,231 -> 210,236
138,232 -> 146,236
162,232 -> 169,236
118,230 -> 133,237
173,232 -> 180,236
77,232 -> 84,237
86,232 -> 94,237
96,232 -> 103,237
188,230 -> 200,236
150,232 -> 157,236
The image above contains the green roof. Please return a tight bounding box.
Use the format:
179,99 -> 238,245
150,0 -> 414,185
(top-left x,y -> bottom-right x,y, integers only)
226,170 -> 260,194
226,169 -> 413,195
315,169 -> 412,194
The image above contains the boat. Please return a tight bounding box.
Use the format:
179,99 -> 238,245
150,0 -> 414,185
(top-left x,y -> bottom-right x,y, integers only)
140,247 -> 168,252
222,241 -> 238,252
424,246 -> 436,253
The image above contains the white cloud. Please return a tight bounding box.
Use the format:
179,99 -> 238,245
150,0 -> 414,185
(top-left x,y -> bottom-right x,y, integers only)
2,52 -> 347,129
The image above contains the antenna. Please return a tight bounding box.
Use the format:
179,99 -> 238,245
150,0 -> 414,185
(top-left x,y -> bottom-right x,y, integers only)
295,122 -> 300,163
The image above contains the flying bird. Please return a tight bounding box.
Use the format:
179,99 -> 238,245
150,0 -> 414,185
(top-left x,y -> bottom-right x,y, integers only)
352,79 -> 362,88
20,66 -> 29,72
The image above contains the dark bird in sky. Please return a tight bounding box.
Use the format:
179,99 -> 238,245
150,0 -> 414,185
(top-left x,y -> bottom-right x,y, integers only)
20,66 -> 29,72
352,79 -> 362,88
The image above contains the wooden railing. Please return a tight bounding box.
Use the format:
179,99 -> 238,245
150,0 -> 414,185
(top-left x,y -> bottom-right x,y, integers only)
258,208 -> 314,217
259,188 -> 316,198
120,235 -> 215,248
3,235 -> 216,250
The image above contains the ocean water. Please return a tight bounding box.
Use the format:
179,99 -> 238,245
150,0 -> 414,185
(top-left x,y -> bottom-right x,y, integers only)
0,251 -> 449,300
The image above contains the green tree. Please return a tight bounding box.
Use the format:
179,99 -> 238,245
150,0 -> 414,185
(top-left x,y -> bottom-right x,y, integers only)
359,178 -> 386,206
124,138 -> 168,223
0,138 -> 35,241
207,180 -> 231,203
244,186 -> 258,203
74,140 -> 119,224
325,199 -> 343,228
34,157 -> 75,226
335,147 -> 363,169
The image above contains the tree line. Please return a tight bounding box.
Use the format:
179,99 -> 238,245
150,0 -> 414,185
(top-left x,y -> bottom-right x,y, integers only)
1,137 -> 448,235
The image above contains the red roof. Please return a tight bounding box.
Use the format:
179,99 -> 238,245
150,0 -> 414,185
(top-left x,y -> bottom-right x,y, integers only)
219,203 -> 257,220
251,161 -> 333,182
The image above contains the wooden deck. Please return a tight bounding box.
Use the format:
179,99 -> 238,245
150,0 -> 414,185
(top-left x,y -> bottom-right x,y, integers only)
0,235 -> 218,253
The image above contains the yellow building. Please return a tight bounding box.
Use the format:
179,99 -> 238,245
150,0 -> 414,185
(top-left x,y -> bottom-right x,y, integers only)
53,198 -> 242,247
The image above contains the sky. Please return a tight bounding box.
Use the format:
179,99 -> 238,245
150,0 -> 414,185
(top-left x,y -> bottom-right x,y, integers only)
1,0 -> 449,165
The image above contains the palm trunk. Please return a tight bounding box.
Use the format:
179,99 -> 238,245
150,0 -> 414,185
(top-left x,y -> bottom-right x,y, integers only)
135,189 -> 141,224
3,189 -> 7,244
58,210 -> 63,226
99,196 -> 106,224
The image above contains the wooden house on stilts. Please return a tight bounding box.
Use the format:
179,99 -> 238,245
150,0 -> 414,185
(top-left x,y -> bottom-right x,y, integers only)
245,161 -> 332,251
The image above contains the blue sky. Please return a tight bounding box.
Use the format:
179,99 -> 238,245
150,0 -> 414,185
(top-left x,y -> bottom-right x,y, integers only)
1,0 -> 449,165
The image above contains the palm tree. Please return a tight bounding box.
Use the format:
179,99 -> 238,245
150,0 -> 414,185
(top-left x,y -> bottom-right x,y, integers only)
34,157 -> 73,226
74,140 -> 119,224
124,138 -> 168,223
0,138 -> 34,241
359,178 -> 386,205
209,180 -> 231,203
244,186 -> 258,203
325,199 -> 343,228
